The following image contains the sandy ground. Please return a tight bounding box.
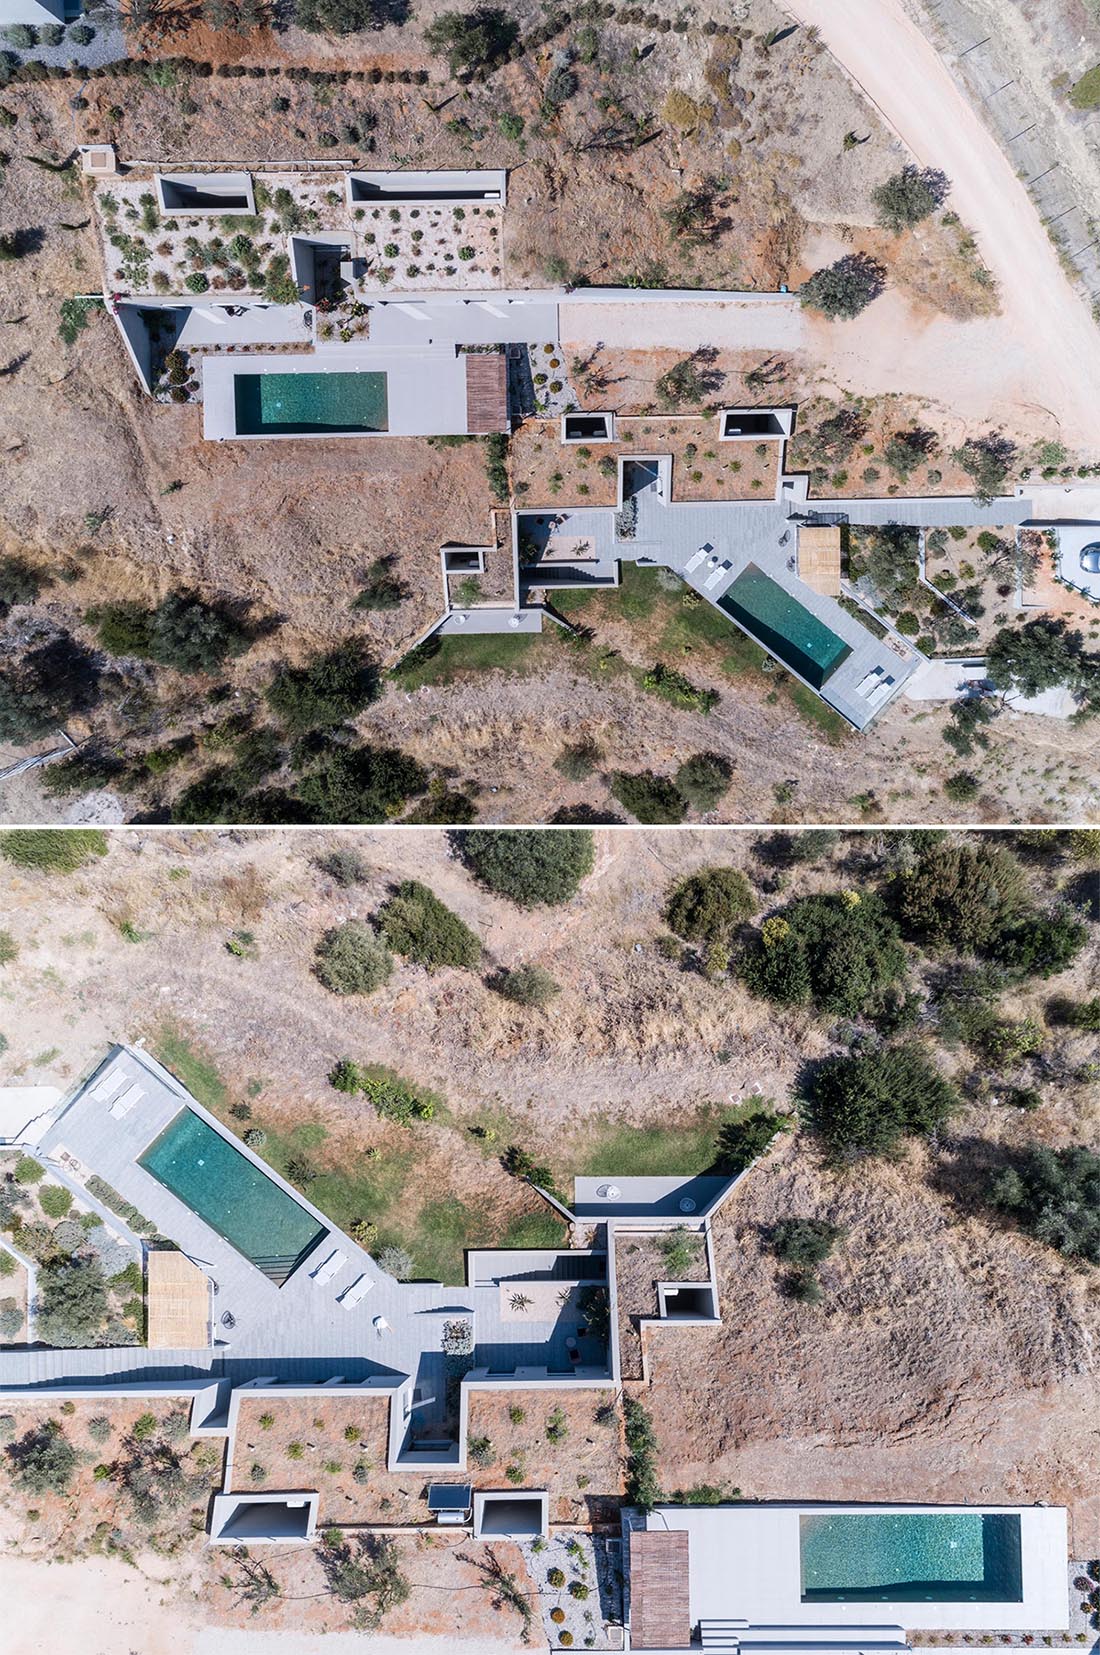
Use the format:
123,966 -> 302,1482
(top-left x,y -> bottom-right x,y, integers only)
781,0 -> 1100,442
0,1555 -> 528,1655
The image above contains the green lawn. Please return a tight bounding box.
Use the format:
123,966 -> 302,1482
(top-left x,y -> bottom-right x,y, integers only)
153,1025 -> 227,1113
566,1099 -> 761,1182
389,632 -> 553,690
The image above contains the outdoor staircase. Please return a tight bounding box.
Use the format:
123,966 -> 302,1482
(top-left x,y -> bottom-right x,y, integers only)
701,1627 -> 910,1655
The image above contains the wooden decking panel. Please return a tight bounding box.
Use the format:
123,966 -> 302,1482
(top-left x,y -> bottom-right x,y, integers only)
465,350 -> 508,434
798,523 -> 843,596
630,1529 -> 691,1648
146,1249 -> 211,1349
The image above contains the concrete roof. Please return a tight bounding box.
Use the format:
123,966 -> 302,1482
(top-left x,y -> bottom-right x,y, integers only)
643,1504 -> 1070,1632
572,1175 -> 732,1220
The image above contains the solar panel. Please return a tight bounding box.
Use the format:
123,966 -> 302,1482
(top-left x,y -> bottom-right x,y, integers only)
428,1483 -> 473,1513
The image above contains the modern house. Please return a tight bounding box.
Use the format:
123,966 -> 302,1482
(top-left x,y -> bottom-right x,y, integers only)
0,1042 -> 739,1542
82,159 -> 1100,728
626,1503 -> 1071,1650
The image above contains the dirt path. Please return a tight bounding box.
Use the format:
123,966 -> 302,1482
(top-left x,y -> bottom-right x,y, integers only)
781,0 -> 1100,442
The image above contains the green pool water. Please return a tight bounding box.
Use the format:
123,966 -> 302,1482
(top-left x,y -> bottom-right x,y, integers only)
719,564 -> 852,688
800,1513 -> 1023,1604
233,371 -> 388,436
139,1109 -> 328,1285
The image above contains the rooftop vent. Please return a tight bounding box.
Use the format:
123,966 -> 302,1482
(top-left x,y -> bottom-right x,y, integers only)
678,1197 -> 697,1213
596,1183 -> 621,1200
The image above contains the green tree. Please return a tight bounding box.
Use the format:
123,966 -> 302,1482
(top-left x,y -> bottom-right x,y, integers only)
295,746 -> 428,823
37,1256 -> 109,1346
295,0 -> 409,29
987,618 -> 1097,701
0,555 -> 42,615
987,909 -> 1087,979
871,164 -> 949,232
895,839 -> 1028,951
0,830 -> 108,874
148,593 -> 250,673
742,892 -> 908,1018
950,432 -> 1016,503
315,922 -> 394,996
665,866 -> 754,944
807,1043 -> 959,1163
267,645 -> 381,732
423,6 -> 519,77
456,828 -> 594,906
800,253 -> 887,320
352,556 -> 407,612
378,879 -> 482,969
609,770 -> 686,824
714,1108 -> 794,1173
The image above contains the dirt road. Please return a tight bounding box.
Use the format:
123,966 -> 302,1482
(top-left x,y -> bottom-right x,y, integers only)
781,0 -> 1100,442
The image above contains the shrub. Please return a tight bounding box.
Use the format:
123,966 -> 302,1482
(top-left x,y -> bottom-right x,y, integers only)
378,879 -> 482,969
296,745 -> 427,824
655,356 -> 711,408
623,1396 -> 661,1511
675,752 -> 732,813
455,828 -> 594,906
491,964 -> 561,1009
352,556 -> 407,612
951,431 -> 1016,503
715,1108 -> 794,1174
68,21 -> 94,43
328,1062 -> 438,1125
38,1185 -> 73,1219
267,644 -> 381,732
783,1266 -> 823,1304
554,740 -> 601,782
665,866 -> 754,944
0,830 -> 108,874
986,617 -> 1095,699
88,1416 -> 111,1444
316,847 -> 369,886
895,839 -> 1027,952
315,922 -> 394,996
5,1422 -> 78,1494
944,771 -> 980,803
988,909 -> 1087,980
989,1146 -> 1100,1263
0,555 -> 41,614
872,164 -> 949,232
609,770 -> 686,824
807,1043 -> 959,1163
185,271 -> 210,293
377,1245 -> 413,1280
442,1318 -> 473,1355
294,0 -> 404,33
13,1156 -> 45,1185
800,253 -> 887,319
771,1218 -> 842,1267
741,892 -> 908,1019
243,1128 -> 267,1149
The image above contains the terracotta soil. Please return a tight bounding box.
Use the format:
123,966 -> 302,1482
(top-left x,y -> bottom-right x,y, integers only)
512,418 -> 779,508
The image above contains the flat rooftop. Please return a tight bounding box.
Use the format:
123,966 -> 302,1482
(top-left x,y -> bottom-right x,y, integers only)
640,1504 -> 1070,1632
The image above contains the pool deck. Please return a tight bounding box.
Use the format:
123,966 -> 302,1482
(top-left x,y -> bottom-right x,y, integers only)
6,1045 -> 610,1396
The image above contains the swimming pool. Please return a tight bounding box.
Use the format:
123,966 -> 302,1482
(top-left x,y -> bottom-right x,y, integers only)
719,564 -> 852,688
139,1109 -> 328,1284
800,1513 -> 1024,1604
233,371 -> 389,436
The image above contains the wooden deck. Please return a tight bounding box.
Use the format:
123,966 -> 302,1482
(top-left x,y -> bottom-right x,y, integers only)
147,1249 -> 211,1349
464,350 -> 509,434
629,1529 -> 691,1648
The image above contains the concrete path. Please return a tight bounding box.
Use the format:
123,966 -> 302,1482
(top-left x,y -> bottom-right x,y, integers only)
781,0 -> 1100,442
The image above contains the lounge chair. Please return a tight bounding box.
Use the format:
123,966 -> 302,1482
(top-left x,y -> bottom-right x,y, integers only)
110,1084 -> 144,1119
93,1069 -> 127,1103
704,562 -> 730,590
339,1273 -> 374,1308
684,548 -> 708,574
311,1249 -> 347,1286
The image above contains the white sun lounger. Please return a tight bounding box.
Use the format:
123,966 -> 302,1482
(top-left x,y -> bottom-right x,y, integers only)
110,1084 -> 144,1119
856,666 -> 885,698
867,675 -> 896,708
339,1273 -> 374,1308
684,548 -> 708,574
705,562 -> 730,591
93,1069 -> 127,1103
311,1249 -> 347,1286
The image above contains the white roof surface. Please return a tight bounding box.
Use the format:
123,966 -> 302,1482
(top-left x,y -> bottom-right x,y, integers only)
0,1086 -> 62,1146
646,1503 -> 1069,1632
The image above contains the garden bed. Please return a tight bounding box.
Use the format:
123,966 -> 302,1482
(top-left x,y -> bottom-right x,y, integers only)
510,417 -> 779,510
613,1228 -> 709,1383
